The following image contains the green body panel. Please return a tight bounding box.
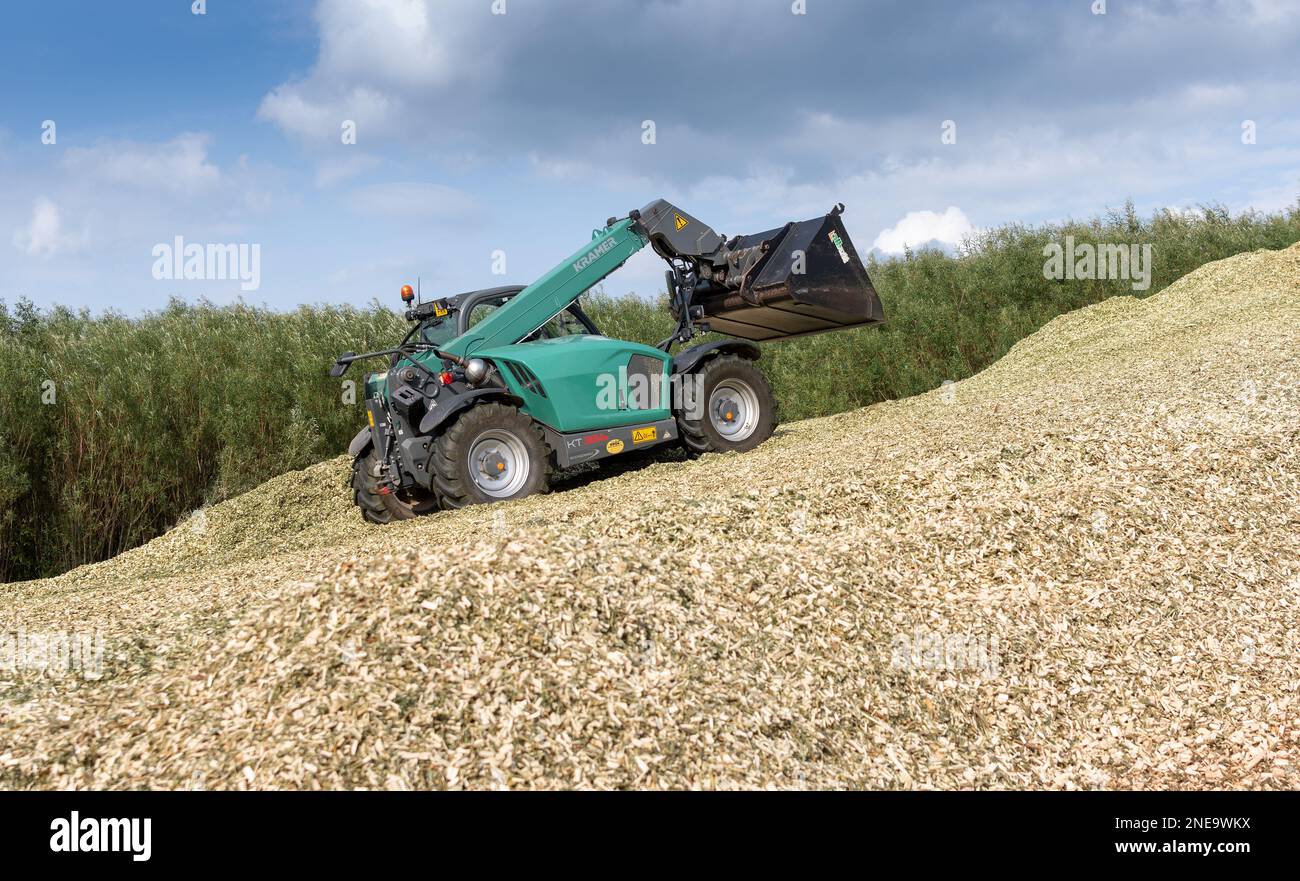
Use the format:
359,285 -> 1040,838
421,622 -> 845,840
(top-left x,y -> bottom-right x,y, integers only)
477,335 -> 671,433
374,215 -> 671,438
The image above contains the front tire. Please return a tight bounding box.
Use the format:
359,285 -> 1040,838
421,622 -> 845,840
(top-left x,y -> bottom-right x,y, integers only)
676,355 -> 777,454
429,403 -> 550,508
351,447 -> 438,524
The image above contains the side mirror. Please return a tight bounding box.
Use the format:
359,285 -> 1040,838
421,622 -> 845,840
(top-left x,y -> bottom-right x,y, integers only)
330,352 -> 356,378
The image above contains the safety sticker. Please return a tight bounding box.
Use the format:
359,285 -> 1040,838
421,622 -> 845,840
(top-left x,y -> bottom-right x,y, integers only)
828,230 -> 851,264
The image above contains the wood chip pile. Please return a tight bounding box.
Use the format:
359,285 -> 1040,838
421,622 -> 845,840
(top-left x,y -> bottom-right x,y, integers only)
3,243 -> 1297,789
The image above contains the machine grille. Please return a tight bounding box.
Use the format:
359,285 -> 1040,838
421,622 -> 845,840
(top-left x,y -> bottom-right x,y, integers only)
505,361 -> 548,398
625,354 -> 664,410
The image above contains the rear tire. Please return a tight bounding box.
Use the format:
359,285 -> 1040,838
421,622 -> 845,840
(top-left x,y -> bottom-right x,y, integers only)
429,403 -> 549,508
676,355 -> 777,454
351,446 -> 438,524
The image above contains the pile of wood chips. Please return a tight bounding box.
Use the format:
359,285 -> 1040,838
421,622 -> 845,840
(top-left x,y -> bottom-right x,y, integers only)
2,242 -> 1297,790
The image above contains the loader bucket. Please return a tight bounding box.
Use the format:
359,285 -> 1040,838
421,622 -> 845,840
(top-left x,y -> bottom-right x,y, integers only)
696,208 -> 884,341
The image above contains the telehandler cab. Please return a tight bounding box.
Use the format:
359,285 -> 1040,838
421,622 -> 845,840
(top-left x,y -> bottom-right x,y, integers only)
331,199 -> 884,522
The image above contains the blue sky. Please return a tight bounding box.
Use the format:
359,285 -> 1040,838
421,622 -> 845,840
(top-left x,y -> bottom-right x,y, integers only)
2,0 -> 1297,313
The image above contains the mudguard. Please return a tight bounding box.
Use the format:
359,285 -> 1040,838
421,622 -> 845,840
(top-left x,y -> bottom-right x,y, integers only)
348,427 -> 373,457
671,340 -> 761,376
418,388 -> 524,435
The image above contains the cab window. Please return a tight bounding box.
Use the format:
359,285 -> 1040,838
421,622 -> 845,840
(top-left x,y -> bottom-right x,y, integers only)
461,292 -> 593,341
466,296 -> 509,329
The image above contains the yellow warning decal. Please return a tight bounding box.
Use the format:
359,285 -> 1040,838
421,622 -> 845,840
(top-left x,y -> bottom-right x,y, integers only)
674,213 -> 689,232
433,299 -> 450,317
367,409 -> 376,429
632,427 -> 657,444
606,439 -> 625,454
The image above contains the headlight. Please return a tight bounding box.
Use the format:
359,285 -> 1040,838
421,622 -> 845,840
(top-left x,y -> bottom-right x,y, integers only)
464,358 -> 489,386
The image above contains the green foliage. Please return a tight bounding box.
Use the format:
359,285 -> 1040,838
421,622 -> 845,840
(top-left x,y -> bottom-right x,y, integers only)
2,200 -> 1298,581
0,298 -> 403,580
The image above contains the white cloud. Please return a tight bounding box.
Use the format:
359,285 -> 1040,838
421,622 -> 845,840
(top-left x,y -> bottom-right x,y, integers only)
258,0 -> 480,143
256,0 -> 1300,217
311,0 -> 461,89
347,181 -> 478,221
1,130 -> 294,310
1184,83 -> 1249,106
11,0 -> 1300,312
62,134 -> 221,194
1245,0 -> 1292,23
260,85 -> 400,144
872,207 -> 977,254
315,152 -> 382,188
12,197 -> 69,258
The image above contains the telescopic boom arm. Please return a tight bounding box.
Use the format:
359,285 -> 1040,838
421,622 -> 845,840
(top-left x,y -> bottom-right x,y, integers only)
434,196 -> 882,363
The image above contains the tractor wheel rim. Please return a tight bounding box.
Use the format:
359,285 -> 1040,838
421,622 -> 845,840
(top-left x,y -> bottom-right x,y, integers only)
709,379 -> 760,441
468,429 -> 531,498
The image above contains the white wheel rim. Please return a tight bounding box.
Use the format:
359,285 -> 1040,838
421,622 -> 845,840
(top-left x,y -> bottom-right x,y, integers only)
709,379 -> 760,442
468,429 -> 531,498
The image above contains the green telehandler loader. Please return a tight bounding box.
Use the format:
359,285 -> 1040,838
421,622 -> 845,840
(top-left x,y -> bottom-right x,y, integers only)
331,199 -> 884,523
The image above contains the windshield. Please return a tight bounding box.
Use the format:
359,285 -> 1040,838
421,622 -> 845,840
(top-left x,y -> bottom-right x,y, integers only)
420,314 -> 460,348
416,293 -> 593,349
